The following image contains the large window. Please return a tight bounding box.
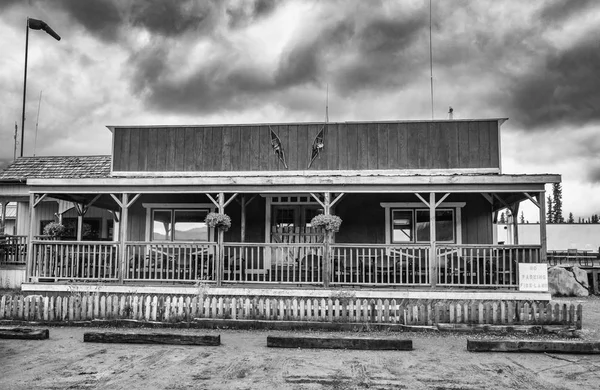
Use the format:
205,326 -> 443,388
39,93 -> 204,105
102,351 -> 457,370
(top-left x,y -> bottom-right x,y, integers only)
152,209 -> 209,242
392,209 -> 455,243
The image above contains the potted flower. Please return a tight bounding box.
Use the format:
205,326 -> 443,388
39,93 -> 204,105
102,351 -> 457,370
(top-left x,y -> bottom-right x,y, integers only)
43,222 -> 66,240
205,212 -> 232,232
310,214 -> 342,233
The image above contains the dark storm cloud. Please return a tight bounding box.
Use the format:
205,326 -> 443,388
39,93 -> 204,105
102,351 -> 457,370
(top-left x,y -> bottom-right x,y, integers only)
509,37 -> 600,129
56,0 -> 122,42
227,0 -> 280,29
539,0 -> 595,24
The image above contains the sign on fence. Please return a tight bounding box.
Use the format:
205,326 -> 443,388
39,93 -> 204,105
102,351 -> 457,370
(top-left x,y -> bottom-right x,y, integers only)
518,263 -> 549,292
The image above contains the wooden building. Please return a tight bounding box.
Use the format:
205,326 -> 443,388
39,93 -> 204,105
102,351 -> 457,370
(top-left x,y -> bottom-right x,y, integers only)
0,119 -> 559,301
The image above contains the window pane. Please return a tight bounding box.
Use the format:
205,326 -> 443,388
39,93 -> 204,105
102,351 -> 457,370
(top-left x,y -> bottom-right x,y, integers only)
416,210 -> 430,242
152,210 -> 172,241
392,210 -> 413,243
304,207 -> 322,228
436,210 -> 454,242
174,210 -> 208,241
274,208 -> 296,228
416,209 -> 455,242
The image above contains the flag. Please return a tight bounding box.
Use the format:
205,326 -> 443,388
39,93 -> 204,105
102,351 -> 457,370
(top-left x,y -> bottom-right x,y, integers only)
28,18 -> 61,41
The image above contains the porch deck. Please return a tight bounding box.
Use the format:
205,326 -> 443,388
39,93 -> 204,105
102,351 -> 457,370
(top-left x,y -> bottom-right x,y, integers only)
28,240 -> 541,290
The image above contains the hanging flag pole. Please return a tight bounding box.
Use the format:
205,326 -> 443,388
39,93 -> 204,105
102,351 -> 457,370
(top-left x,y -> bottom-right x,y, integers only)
34,90 -> 42,156
21,17 -> 61,157
429,0 -> 434,119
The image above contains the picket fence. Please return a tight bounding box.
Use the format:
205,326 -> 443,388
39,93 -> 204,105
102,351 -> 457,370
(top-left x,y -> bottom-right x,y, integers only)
0,294 -> 582,328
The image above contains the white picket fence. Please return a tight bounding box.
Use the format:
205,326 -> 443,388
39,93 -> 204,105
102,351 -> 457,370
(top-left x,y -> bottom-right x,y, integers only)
0,293 -> 582,328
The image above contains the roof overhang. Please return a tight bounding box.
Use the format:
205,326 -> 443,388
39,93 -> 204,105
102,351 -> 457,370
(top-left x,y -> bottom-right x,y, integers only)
25,172 -> 561,194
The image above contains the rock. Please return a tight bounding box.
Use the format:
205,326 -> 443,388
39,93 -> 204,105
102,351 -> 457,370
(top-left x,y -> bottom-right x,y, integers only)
548,266 -> 589,297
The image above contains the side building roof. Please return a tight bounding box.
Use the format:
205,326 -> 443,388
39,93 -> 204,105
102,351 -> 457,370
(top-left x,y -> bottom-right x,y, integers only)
0,156 -> 112,181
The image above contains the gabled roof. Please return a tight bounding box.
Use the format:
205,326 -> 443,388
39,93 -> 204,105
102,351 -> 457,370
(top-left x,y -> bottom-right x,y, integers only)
0,156 -> 111,181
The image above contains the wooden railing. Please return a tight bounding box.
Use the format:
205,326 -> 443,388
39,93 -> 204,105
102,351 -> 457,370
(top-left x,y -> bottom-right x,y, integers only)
331,244 -> 430,286
124,242 -> 217,282
0,235 -> 27,264
223,243 -> 323,284
436,245 -> 541,288
547,250 -> 599,267
31,241 -> 119,281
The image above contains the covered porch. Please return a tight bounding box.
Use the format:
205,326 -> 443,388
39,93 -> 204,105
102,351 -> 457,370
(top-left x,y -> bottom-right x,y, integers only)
20,172 -> 558,292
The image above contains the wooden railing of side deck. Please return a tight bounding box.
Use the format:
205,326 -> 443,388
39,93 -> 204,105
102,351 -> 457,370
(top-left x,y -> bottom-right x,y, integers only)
436,245 -> 541,288
0,235 -> 27,264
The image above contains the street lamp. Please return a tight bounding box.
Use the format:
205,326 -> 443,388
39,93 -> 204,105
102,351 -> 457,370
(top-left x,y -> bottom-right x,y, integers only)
21,17 -> 61,158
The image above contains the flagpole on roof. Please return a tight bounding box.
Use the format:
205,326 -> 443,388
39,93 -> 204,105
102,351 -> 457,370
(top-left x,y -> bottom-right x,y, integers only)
21,17 -> 61,158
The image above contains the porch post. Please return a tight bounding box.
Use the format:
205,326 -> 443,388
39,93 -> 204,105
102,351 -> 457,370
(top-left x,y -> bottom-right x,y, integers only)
216,192 -> 224,287
26,193 -> 37,281
118,193 -> 129,284
323,192 -> 331,288
240,195 -> 246,243
539,192 -> 547,263
511,203 -> 520,245
0,201 -> 6,234
429,192 -> 437,288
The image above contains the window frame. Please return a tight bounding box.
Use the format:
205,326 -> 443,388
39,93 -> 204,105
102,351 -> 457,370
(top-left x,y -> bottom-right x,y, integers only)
143,203 -> 215,242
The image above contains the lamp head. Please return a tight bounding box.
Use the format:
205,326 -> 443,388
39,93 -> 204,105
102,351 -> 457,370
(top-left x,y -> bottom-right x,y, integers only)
28,18 -> 61,41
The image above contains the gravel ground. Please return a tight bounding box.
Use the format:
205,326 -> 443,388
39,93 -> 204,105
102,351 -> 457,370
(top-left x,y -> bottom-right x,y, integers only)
1,296 -> 600,390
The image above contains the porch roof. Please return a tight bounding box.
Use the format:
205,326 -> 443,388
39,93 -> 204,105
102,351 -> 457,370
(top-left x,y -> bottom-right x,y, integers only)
26,171 -> 560,194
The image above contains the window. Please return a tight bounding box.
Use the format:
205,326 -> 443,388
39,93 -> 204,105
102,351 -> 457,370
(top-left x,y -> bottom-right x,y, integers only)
391,208 -> 455,243
151,209 -> 209,242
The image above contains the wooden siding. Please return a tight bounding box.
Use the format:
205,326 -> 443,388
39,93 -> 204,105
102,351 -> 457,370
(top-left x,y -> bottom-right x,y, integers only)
112,120 -> 501,172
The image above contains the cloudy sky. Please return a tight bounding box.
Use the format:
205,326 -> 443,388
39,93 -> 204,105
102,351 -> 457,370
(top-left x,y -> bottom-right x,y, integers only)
0,0 -> 599,221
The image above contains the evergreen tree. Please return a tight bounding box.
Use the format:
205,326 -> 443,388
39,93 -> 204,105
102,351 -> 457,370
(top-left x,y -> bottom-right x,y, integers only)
567,212 -> 574,223
552,183 -> 563,223
499,212 -> 506,224
520,211 -> 525,223
546,195 -> 554,223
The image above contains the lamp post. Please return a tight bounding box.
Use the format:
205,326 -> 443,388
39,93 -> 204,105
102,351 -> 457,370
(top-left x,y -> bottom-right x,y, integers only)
21,17 -> 61,158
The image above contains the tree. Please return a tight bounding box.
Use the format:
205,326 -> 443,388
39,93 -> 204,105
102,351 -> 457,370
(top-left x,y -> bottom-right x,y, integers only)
552,183 -> 563,223
546,195 -> 554,223
567,212 -> 574,223
520,211 -> 525,223
499,212 -> 506,224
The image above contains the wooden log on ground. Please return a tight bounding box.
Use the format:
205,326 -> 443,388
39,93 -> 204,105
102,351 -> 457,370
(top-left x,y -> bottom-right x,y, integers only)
438,323 -> 579,336
267,335 -> 412,350
0,328 -> 49,340
83,332 -> 220,346
467,339 -> 600,354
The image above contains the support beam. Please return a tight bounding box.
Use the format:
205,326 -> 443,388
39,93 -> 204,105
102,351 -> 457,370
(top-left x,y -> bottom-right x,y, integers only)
523,192 -> 540,208
118,193 -> 129,284
435,193 -> 450,208
238,195 -> 256,243
309,193 -> 326,209
415,193 -> 430,208
216,192 -> 225,286
330,193 -> 345,208
0,201 -> 6,234
539,192 -> 547,263
429,192 -> 437,287
480,193 -> 493,205
511,202 -> 520,245
323,192 -> 331,288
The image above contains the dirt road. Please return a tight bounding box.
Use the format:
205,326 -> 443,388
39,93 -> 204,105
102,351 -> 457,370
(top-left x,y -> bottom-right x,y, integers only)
2,297 -> 600,390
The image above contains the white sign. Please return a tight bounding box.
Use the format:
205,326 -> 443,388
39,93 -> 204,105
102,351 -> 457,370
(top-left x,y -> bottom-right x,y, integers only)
518,263 -> 548,292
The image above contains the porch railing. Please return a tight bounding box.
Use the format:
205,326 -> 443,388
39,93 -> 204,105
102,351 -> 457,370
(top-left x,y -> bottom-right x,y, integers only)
31,240 -> 119,281
330,244 -> 430,286
436,245 -> 541,288
0,235 -> 27,264
223,243 -> 323,284
28,241 -> 542,288
124,242 -> 217,282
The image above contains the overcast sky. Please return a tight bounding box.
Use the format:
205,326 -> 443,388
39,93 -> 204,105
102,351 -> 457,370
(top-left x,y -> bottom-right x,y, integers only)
1,0 -> 599,221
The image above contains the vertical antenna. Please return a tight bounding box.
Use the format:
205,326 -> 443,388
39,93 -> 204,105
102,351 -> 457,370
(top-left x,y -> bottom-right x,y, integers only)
34,90 -> 42,156
14,122 -> 18,161
325,83 -> 329,123
429,0 -> 434,119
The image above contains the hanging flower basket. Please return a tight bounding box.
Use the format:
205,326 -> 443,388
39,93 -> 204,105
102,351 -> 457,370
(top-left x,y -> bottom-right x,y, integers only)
310,214 -> 342,233
205,212 -> 232,232
43,222 -> 66,239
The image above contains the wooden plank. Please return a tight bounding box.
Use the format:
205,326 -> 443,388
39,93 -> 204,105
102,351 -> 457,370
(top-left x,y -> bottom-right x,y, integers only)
231,126 -> 241,171
457,122 -> 470,168
467,122 -> 480,169
376,123 -> 388,169
174,128 -> 185,171
202,127 -> 212,171
337,123 -> 348,169
433,122 -> 448,169
221,126 -> 232,171
0,328 -> 49,340
406,122 -> 420,169
445,121 -> 459,168
489,121 -> 500,169
367,123 -> 378,169
287,124 -> 298,170
347,123 -> 358,170
279,125 -> 290,171
84,332 -> 221,346
387,122 -> 398,168
266,335 -> 412,350
155,128 -> 167,171
146,128 -> 158,171
183,127 -> 195,171
478,121 -> 491,168
128,128 -> 140,171
327,123 -> 338,170
212,127 -> 223,171
113,128 -> 124,170
467,339 -> 600,354
357,123 -> 369,169
249,125 -> 260,171
397,122 -> 408,168
119,128 -> 131,171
